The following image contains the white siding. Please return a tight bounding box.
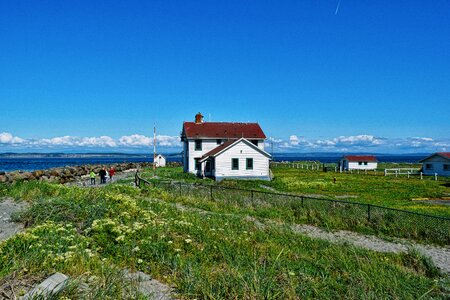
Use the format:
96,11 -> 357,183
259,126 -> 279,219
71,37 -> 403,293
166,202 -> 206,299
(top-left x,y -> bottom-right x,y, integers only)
422,156 -> 450,176
340,159 -> 377,170
186,139 -> 223,173
214,140 -> 269,179
258,139 -> 265,150
348,161 -> 377,170
155,155 -> 166,167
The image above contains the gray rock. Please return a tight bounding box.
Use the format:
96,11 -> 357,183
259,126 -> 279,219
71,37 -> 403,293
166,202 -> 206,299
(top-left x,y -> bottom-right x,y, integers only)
124,270 -> 175,300
22,272 -> 69,300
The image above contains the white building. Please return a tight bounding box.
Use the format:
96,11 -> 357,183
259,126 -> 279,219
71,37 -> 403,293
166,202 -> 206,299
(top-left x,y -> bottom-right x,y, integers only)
339,155 -> 378,171
419,152 -> 450,176
154,154 -> 166,167
181,113 -> 271,181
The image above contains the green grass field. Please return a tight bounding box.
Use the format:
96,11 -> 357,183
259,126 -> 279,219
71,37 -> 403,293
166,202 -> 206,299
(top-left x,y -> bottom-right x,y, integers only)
1,180 -> 449,299
141,165 -> 450,217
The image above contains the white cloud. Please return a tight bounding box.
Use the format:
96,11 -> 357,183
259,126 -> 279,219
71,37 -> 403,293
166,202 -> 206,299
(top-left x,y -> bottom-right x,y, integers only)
333,135 -> 384,146
154,135 -> 181,147
0,132 -> 448,153
289,135 -> 300,146
39,136 -> 117,147
0,132 -> 25,144
119,134 -> 152,147
118,134 -> 180,147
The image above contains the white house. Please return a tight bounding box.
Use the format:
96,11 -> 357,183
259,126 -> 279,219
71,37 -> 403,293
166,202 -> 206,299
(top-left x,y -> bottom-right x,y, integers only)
419,152 -> 450,176
181,113 -> 271,181
154,154 -> 166,167
339,155 -> 378,171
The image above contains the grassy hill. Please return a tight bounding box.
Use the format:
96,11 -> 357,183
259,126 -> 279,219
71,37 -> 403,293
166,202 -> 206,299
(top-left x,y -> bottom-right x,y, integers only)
0,167 -> 449,298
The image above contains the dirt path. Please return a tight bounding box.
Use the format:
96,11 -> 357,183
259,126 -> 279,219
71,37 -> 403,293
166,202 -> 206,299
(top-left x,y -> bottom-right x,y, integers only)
0,198 -> 28,242
289,224 -> 450,273
166,200 -> 450,274
65,169 -> 137,188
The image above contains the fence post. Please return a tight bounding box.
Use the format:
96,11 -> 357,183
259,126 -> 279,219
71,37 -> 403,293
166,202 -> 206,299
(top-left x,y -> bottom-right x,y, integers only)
301,196 -> 304,207
435,173 -> 438,181
251,190 -> 254,206
210,185 -> 213,200
367,204 -> 371,222
407,171 -> 410,179
179,182 -> 182,197
420,172 -> 423,180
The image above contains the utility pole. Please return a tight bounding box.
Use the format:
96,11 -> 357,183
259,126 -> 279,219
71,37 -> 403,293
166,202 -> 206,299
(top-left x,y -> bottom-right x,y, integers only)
153,124 -> 156,176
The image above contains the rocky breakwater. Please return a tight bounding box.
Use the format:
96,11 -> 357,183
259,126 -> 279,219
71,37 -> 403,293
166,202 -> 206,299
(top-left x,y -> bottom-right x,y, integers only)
0,162 -> 153,184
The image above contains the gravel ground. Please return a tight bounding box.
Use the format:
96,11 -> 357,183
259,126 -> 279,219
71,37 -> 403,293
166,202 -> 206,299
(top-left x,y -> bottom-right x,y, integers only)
415,200 -> 450,206
289,224 -> 450,273
0,198 -> 28,242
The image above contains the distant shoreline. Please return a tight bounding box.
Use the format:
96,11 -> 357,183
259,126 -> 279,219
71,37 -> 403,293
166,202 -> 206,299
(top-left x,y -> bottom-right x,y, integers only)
0,153 -> 177,158
0,152 -> 431,158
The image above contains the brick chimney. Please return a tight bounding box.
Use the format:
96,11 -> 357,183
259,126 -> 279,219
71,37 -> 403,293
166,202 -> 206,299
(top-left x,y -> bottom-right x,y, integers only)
195,112 -> 204,124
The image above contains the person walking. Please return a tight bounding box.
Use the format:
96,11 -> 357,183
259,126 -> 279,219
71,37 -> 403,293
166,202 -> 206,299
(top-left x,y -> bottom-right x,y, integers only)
90,170 -> 96,185
99,168 -> 107,184
109,167 -> 115,182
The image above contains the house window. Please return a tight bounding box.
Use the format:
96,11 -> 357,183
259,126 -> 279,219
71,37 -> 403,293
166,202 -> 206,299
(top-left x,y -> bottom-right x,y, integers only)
194,158 -> 201,170
358,162 -> 363,165
364,162 -> 368,165
425,163 -> 433,170
251,140 -> 258,146
216,139 -> 222,145
195,140 -> 202,151
232,158 -> 239,170
246,158 -> 253,170
444,164 -> 450,171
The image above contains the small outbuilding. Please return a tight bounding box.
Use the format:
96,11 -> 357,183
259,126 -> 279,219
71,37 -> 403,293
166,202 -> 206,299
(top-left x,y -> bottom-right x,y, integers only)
419,152 -> 450,176
339,155 -> 378,171
154,154 -> 166,167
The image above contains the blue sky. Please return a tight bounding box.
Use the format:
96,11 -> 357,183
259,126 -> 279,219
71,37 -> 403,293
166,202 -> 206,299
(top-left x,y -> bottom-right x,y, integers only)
1,1 -> 449,153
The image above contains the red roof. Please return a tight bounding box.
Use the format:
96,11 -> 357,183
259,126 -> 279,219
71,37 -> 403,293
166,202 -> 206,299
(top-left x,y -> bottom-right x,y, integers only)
438,152 -> 450,159
182,122 -> 266,139
343,155 -> 378,162
201,139 -> 237,158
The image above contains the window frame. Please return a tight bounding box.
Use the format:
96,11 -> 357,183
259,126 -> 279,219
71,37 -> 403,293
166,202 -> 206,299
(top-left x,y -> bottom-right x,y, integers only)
425,163 -> 433,170
443,164 -> 450,171
195,139 -> 202,151
246,158 -> 254,170
231,158 -> 239,170
216,139 -> 222,145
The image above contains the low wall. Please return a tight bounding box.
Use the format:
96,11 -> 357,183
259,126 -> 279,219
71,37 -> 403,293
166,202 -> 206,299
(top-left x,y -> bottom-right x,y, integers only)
0,162 -> 157,184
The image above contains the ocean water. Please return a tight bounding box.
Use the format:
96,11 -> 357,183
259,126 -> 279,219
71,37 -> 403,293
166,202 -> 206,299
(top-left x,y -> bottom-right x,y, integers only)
0,154 -> 426,172
272,154 -> 425,164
